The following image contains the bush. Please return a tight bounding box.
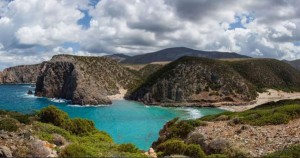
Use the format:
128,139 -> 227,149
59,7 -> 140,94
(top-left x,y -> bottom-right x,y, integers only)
184,144 -> 206,158
206,154 -> 227,158
157,139 -> 187,156
38,106 -> 69,127
117,143 -> 140,153
0,118 -> 19,132
67,118 -> 96,136
264,144 -> 300,158
60,144 -> 90,157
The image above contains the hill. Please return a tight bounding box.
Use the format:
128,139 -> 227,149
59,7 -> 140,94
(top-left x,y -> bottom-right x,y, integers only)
0,64 -> 40,84
127,56 -> 257,105
104,54 -> 131,62
152,99 -> 300,157
35,55 -> 140,105
227,59 -> 300,92
121,47 -> 250,64
127,57 -> 300,105
284,59 -> 300,71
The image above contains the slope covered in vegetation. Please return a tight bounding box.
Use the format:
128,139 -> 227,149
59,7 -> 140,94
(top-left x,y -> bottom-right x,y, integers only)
153,99 -> 300,157
128,57 -> 300,106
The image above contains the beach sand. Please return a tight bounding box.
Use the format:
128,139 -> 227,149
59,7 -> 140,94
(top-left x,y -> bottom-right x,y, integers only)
220,89 -> 300,112
108,87 -> 127,100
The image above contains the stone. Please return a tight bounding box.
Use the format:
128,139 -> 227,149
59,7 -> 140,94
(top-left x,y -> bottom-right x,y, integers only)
0,146 -> 13,157
27,90 -> 33,95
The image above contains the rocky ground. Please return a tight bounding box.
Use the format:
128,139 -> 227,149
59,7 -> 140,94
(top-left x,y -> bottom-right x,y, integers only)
0,124 -> 65,157
191,118 -> 300,157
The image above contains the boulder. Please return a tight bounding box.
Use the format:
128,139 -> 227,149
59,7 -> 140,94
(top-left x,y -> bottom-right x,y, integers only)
0,146 -> 12,157
27,90 -> 33,95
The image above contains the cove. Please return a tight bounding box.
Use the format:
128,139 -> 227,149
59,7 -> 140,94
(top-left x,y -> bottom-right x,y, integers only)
0,84 -> 226,150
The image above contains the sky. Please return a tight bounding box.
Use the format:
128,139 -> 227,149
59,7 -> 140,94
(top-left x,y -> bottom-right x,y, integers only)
0,0 -> 300,70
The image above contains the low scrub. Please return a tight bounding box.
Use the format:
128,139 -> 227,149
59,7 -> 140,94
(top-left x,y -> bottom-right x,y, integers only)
157,139 -> 205,158
0,117 -> 19,132
201,101 -> 300,126
264,144 -> 300,158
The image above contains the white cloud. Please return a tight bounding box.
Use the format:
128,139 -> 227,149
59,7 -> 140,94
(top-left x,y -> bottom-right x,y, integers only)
1,0 -> 300,69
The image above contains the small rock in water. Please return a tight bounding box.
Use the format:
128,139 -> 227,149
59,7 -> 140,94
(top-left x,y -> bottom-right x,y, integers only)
27,90 -> 33,95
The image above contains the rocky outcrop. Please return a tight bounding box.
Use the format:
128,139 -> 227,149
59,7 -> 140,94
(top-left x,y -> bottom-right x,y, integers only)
128,56 -> 257,105
0,146 -> 12,157
35,55 -> 140,105
0,64 -> 40,84
189,118 -> 300,157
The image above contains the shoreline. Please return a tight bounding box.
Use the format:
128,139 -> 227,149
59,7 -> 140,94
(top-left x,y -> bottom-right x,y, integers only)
108,87 -> 127,100
219,89 -> 300,112
135,89 -> 300,112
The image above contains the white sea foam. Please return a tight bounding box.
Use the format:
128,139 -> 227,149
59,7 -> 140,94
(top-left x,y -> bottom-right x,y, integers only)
176,107 -> 202,119
67,104 -> 110,108
48,98 -> 70,103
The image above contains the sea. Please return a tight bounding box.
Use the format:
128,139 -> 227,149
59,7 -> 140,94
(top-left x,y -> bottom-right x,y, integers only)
0,84 -> 225,150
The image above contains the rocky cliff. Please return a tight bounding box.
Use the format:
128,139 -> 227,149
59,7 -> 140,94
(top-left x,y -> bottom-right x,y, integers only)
127,57 -> 300,106
35,55 -> 140,105
127,56 -> 257,105
0,64 -> 40,84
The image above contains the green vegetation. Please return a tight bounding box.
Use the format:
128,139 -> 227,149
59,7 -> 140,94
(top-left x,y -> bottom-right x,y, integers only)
227,59 -> 300,92
0,110 -> 33,124
0,117 -> 19,132
117,143 -> 140,153
39,105 -> 69,127
201,100 -> 300,126
153,99 -> 300,158
264,144 -> 300,158
67,118 -> 96,136
156,139 -> 205,158
153,118 -> 207,149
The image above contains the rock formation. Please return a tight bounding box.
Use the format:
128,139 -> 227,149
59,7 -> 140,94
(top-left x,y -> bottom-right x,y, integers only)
0,64 -> 40,84
35,55 -> 140,105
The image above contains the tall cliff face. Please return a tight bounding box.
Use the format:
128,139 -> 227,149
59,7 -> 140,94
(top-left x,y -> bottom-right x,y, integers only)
0,64 -> 41,84
127,57 -> 257,105
35,55 -> 140,105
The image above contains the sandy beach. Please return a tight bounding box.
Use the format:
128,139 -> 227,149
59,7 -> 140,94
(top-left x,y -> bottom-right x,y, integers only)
220,89 -> 300,112
108,87 -> 127,100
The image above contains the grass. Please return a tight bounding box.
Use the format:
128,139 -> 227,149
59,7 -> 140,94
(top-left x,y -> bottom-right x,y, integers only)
201,100 -> 300,126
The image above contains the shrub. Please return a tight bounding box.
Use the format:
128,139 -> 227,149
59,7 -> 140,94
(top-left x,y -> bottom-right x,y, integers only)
60,144 -> 90,157
12,114 -> 33,124
67,118 -> 96,136
186,132 -> 205,145
208,138 -> 230,154
117,143 -> 140,153
38,106 -> 69,127
157,139 -> 187,156
0,118 -> 19,132
184,144 -> 206,158
264,144 -> 300,158
206,154 -> 227,158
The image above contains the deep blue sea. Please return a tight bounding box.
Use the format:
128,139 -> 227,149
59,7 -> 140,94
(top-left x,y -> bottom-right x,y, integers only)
0,84 -> 225,150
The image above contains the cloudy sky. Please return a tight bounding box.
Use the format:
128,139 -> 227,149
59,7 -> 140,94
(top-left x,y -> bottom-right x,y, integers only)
0,0 -> 300,70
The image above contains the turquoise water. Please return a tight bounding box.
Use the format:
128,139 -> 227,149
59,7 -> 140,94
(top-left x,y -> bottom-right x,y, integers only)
0,84 -> 225,150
